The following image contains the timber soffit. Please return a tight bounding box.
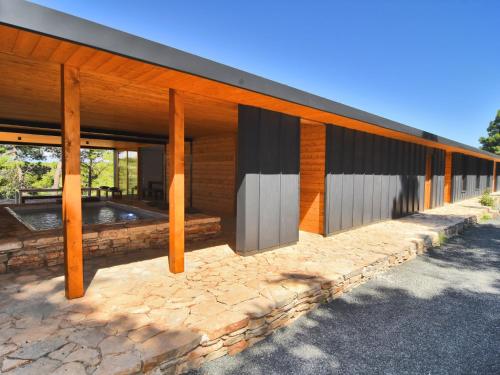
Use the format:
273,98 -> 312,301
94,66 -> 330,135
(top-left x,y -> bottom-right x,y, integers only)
0,0 -> 497,161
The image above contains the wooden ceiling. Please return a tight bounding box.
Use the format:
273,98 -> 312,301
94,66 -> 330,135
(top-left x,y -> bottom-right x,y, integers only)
0,24 -> 497,161
0,26 -> 237,138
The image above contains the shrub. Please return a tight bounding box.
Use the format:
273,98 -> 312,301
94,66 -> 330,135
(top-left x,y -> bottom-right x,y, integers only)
479,189 -> 494,207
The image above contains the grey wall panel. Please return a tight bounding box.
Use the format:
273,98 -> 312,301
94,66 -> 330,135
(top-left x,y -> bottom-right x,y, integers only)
139,146 -> 164,196
341,129 -> 355,230
236,106 -> 260,251
430,148 -> 445,208
362,133 -> 374,225
389,139 -> 399,218
279,114 -> 300,245
324,124 -> 426,235
372,135 -> 382,221
352,131 -> 365,227
258,110 -> 281,249
451,152 -> 493,202
380,137 -> 390,220
418,145 -> 426,211
496,162 -> 500,192
236,105 -> 300,252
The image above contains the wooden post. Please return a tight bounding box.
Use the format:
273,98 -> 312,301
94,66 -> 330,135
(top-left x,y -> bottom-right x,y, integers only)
61,64 -> 84,299
168,89 -> 185,273
424,149 -> 432,210
444,151 -> 452,203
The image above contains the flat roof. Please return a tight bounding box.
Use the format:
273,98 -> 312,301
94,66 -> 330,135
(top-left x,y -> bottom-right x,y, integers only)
0,0 -> 497,159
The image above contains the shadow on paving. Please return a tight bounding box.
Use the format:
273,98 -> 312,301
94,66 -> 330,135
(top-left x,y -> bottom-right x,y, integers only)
192,219 -> 500,375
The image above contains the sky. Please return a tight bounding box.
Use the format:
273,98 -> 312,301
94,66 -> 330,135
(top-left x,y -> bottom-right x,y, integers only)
31,0 -> 500,148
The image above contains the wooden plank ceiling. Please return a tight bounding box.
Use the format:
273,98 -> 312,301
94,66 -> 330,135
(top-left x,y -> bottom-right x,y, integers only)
0,25 -> 237,138
0,24 -> 498,161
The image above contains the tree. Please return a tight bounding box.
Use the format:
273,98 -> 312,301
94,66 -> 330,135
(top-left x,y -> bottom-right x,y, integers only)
80,149 -> 113,189
0,145 -> 49,198
479,110 -> 500,155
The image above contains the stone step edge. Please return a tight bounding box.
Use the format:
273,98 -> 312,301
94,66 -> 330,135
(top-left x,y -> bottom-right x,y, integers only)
145,207 -> 497,375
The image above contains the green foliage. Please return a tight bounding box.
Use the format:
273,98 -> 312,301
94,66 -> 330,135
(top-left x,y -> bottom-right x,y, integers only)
437,232 -> 447,246
479,189 -> 494,207
479,110 -> 500,155
480,213 -> 492,222
0,144 -> 115,199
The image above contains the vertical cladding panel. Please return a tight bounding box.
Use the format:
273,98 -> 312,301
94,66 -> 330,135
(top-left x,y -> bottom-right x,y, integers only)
362,133 -> 374,225
389,138 -> 399,217
452,153 -> 462,202
236,105 -> 300,252
330,125 -> 344,233
236,106 -> 260,251
401,142 -> 409,216
496,162 -> 500,192
280,115 -> 300,244
340,129 -> 355,230
450,152 -> 495,202
409,143 -> 417,212
418,145 -> 426,210
380,136 -> 390,220
372,135 -> 382,221
258,110 -> 281,249
352,131 -> 365,227
396,140 -> 404,217
324,124 -> 440,234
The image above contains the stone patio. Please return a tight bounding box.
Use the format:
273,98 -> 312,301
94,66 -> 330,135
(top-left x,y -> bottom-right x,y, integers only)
0,198 -> 497,374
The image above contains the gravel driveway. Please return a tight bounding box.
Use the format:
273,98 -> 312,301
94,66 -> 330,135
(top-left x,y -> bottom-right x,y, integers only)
192,217 -> 500,375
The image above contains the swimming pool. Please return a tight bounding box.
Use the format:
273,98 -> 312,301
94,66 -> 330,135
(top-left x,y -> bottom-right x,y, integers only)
6,202 -> 166,231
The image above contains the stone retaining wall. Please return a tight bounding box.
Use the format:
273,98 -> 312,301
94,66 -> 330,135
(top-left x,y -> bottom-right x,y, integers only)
0,215 -> 221,274
150,215 -> 484,374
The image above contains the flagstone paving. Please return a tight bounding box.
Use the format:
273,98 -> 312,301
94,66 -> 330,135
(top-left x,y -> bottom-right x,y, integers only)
0,198 -> 496,374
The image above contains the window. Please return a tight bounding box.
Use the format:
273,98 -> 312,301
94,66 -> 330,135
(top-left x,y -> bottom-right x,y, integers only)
118,150 -> 138,196
486,174 -> 491,188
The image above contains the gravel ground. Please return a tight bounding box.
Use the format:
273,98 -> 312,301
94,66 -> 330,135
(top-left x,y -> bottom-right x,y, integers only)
192,217 -> 500,375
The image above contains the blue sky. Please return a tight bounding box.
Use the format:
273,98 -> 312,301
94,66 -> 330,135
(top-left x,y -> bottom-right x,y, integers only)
32,0 -> 500,147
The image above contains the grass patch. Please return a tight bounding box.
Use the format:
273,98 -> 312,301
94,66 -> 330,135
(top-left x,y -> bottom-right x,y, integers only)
479,189 -> 494,207
480,213 -> 492,222
437,232 -> 447,246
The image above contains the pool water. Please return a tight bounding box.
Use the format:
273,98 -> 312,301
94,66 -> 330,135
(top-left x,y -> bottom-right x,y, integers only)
7,202 -> 165,231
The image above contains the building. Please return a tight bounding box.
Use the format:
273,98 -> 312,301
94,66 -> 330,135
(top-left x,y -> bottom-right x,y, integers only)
0,0 -> 498,299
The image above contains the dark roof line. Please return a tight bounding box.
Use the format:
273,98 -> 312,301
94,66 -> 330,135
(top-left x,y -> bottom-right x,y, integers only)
0,0 -> 497,159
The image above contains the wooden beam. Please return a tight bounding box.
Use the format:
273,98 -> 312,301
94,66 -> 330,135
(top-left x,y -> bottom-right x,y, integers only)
424,149 -> 432,210
444,151 -> 452,203
61,64 -> 84,299
168,89 -> 185,273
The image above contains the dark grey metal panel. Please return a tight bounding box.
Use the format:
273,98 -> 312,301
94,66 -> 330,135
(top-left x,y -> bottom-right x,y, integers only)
401,142 -> 409,216
279,115 -> 300,245
497,162 -> 500,193
236,106 -> 260,251
331,125 -> 344,233
389,139 -> 399,218
341,129 -> 355,230
324,125 -> 426,235
258,110 -> 281,249
362,133 -> 374,225
372,135 -> 382,221
352,131 -> 365,227
380,136 -> 390,220
139,146 -> 164,196
236,105 -> 300,252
